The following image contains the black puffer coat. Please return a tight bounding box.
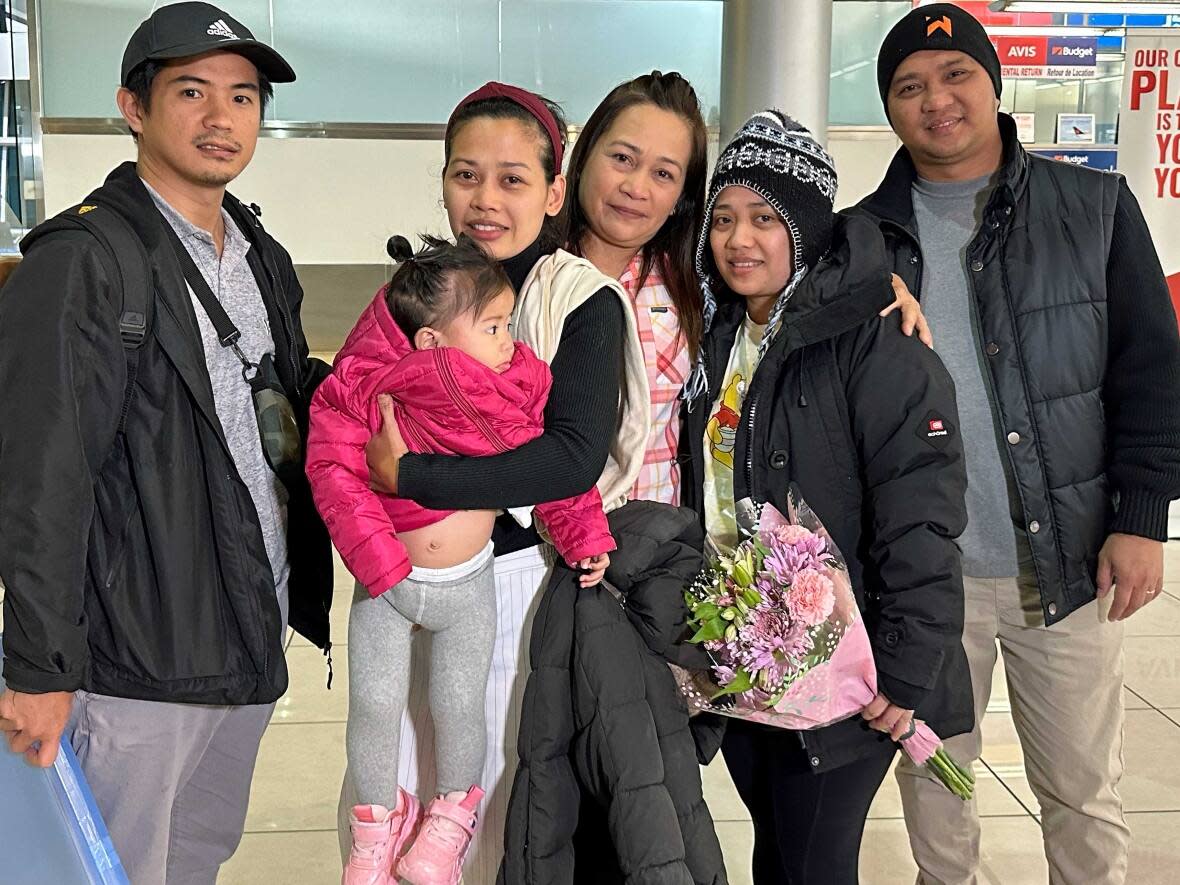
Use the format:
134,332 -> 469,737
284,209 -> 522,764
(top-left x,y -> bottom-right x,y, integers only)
682,215 -> 971,772
498,501 -> 727,885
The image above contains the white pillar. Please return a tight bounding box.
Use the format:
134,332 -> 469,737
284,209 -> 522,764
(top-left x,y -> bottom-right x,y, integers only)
720,0 -> 834,146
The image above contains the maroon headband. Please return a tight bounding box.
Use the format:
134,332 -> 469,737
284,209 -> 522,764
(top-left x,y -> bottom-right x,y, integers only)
449,81 -> 564,171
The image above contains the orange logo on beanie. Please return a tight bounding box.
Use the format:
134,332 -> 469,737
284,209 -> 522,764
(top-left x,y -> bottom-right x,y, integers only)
926,15 -> 953,38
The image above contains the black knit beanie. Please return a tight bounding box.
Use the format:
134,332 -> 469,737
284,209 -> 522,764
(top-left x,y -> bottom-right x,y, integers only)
694,110 -> 836,290
877,3 -> 1002,108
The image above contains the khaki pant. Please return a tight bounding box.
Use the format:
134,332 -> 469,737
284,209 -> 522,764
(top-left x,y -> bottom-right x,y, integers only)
897,573 -> 1130,885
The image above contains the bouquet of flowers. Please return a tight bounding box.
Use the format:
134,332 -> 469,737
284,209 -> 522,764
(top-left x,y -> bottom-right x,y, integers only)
675,490 -> 974,800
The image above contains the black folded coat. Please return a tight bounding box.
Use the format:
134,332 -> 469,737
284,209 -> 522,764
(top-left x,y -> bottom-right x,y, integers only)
498,500 -> 727,885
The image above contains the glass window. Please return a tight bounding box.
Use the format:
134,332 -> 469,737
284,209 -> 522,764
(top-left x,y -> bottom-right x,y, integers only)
1,3 -> 35,248
829,0 -> 911,126
38,0 -> 723,125
499,1 -> 722,127
39,1 -> 270,118
271,1 -> 499,124
1000,58 -> 1123,145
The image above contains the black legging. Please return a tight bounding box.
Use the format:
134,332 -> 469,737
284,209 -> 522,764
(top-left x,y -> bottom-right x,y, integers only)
722,721 -> 896,884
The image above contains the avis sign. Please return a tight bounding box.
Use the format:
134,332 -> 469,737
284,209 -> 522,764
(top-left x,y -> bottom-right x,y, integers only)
991,36 -> 1098,79
1119,31 -> 1180,326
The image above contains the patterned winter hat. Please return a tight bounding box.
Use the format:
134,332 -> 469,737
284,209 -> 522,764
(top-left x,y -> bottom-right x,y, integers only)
686,111 -> 837,401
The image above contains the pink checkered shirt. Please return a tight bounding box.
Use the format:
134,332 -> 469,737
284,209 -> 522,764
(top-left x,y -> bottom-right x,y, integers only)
619,253 -> 691,506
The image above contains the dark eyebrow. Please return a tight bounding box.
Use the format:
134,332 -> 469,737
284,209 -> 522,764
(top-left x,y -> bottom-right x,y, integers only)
450,157 -> 532,171
607,139 -> 684,173
168,74 -> 258,92
714,197 -> 771,212
895,53 -> 970,86
607,139 -> 641,155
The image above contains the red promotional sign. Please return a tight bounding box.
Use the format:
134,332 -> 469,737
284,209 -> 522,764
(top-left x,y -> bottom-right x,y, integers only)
995,36 -> 1048,67
1120,34 -> 1180,330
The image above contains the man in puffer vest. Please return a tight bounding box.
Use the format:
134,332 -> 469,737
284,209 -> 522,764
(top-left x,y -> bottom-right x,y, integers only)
850,5 -> 1180,884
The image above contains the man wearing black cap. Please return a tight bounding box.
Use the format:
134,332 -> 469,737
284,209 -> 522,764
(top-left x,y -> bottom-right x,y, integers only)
0,4 -> 331,881
850,4 -> 1180,883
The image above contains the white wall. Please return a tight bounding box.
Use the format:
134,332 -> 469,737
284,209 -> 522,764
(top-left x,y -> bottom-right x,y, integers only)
42,134 -> 451,265
829,129 -> 903,210
42,128 -> 900,265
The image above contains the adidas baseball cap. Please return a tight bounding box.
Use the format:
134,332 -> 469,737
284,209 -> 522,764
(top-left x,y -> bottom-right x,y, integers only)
121,2 -> 296,86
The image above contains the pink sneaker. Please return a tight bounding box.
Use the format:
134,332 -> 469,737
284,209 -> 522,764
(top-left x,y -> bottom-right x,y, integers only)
342,789 -> 422,885
397,786 -> 485,885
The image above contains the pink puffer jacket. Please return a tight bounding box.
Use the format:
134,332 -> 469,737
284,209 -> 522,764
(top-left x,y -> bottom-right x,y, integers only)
306,290 -> 616,596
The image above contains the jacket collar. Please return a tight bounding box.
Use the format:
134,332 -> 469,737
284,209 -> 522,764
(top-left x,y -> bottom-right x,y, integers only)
858,113 -> 1027,232
773,214 -> 895,354
91,163 -> 288,447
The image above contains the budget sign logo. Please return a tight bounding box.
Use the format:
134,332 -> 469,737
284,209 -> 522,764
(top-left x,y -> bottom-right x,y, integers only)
1048,37 -> 1098,66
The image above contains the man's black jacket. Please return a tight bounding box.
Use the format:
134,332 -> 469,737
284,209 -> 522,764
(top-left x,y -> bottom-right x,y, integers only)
847,113 -> 1180,625
499,501 -> 726,885
0,162 -> 333,704
682,215 -> 972,772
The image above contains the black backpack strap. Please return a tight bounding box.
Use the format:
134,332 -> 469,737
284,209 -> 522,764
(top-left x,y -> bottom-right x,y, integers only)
24,202 -> 154,433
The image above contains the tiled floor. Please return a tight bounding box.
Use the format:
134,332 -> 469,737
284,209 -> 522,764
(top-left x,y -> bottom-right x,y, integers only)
218,521 -> 1180,884
3,511 -> 1176,882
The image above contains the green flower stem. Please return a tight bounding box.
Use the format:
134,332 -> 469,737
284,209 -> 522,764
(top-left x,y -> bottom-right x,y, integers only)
925,750 -> 974,800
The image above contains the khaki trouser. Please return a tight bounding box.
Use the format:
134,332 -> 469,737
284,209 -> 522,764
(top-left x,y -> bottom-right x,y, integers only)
897,573 -> 1130,885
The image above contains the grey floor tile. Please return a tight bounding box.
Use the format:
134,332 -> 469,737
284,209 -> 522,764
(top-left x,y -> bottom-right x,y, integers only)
860,819 -> 922,885
1125,636 -> 1180,708
1125,592 -> 1180,637
715,820 -> 754,885
1126,686 -> 1153,710
1122,708 -> 1180,812
862,816 -> 1048,885
244,721 -> 346,834
221,829 -> 340,885
701,754 -> 750,822
1127,811 -> 1180,885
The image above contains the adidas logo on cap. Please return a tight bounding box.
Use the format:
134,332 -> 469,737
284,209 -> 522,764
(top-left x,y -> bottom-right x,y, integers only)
206,19 -> 238,40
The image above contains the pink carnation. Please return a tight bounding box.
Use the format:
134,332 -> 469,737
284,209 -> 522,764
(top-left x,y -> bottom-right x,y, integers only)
761,523 -> 814,547
788,568 -> 836,627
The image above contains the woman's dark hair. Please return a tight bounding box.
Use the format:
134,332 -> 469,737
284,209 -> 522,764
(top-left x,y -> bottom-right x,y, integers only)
384,234 -> 511,341
443,93 -> 569,253
123,59 -> 274,141
562,71 -> 708,359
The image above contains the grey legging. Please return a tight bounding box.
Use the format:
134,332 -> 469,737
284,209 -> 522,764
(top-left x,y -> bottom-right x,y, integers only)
346,547 -> 496,808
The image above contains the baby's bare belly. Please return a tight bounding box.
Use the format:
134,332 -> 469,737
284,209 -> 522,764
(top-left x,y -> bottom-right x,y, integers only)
400,509 -> 497,568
